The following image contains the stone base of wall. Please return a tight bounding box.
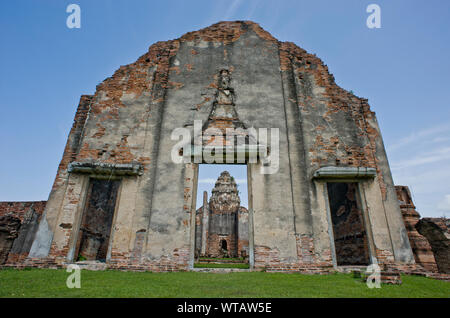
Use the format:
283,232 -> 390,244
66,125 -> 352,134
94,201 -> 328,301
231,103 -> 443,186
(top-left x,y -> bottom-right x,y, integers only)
1,257 -> 190,272
3,257 -> 449,282
2,257 -> 63,269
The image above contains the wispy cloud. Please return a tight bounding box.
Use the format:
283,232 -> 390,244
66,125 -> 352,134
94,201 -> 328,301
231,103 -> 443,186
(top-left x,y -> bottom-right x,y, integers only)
391,146 -> 450,170
246,0 -> 260,20
437,194 -> 450,213
223,0 -> 244,20
387,123 -> 450,152
203,0 -> 263,26
389,122 -> 450,217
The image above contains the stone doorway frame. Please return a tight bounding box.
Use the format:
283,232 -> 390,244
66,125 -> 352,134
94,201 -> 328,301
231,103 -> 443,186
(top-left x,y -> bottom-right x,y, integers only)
322,180 -> 378,269
187,162 -> 255,270
67,175 -> 123,264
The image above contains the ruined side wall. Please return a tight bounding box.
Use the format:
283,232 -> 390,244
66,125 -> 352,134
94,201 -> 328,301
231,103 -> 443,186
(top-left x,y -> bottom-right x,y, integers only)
155,23 -> 299,270
396,186 -> 438,272
0,201 -> 46,264
416,218 -> 450,274
279,42 -> 414,266
238,207 -> 249,258
29,95 -> 92,260
25,21 -> 415,271
28,39 -> 184,270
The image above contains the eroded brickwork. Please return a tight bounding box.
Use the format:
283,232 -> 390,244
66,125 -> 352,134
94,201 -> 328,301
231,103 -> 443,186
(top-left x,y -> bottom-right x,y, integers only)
4,21 -> 420,274
396,186 -> 438,272
0,201 -> 46,264
416,218 -> 450,274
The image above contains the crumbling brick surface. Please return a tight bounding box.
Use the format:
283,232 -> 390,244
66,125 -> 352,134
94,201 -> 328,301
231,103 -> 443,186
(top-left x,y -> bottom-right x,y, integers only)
0,201 -> 46,264
73,40 -> 180,166
6,21 -> 419,273
0,215 -> 21,264
0,201 -> 46,221
396,186 -> 439,272
52,95 -> 92,192
416,218 -> 450,274
278,41 -> 387,199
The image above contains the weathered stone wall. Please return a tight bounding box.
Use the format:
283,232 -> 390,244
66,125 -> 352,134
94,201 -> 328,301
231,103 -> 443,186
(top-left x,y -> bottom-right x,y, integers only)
416,218 -> 450,274
0,215 -> 21,264
396,186 -> 438,272
278,39 -> 413,268
238,207 -> 249,258
20,21 -> 414,272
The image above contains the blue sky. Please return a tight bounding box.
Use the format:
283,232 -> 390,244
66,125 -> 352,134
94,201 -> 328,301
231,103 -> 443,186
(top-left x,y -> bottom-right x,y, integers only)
0,1 -> 449,217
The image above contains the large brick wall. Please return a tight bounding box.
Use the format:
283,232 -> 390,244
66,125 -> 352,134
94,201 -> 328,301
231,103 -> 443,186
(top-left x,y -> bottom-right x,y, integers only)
4,21 -> 418,273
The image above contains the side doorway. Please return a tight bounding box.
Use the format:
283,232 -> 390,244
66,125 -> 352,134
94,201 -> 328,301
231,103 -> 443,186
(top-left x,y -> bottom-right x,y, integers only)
73,178 -> 121,262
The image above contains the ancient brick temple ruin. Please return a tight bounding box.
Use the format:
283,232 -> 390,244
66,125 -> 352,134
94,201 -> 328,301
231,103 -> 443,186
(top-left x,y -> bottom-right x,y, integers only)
0,21 -> 448,275
0,202 -> 46,264
195,171 -> 248,259
396,186 -> 449,274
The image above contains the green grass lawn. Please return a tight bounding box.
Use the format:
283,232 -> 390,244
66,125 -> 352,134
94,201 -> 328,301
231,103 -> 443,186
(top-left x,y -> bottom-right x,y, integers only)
198,257 -> 245,261
194,263 -> 250,269
0,268 -> 448,298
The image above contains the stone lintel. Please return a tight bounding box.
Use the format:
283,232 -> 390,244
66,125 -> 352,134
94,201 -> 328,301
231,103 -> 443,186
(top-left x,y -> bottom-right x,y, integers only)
313,166 -> 376,179
67,161 -> 143,176
187,145 -> 267,161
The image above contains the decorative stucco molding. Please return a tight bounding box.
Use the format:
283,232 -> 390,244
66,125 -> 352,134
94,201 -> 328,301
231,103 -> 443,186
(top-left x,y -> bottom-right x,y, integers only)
313,166 -> 377,179
68,161 -> 143,176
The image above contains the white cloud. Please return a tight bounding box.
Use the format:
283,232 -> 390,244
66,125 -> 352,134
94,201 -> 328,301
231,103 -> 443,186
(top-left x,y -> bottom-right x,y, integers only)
223,0 -> 244,20
388,122 -> 450,218
391,146 -> 450,170
387,123 -> 450,152
431,136 -> 450,143
203,0 -> 262,26
246,0 -> 260,20
437,194 -> 450,212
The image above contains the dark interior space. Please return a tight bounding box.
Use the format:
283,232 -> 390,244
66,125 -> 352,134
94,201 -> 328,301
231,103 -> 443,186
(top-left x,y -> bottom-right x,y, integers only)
75,179 -> 120,262
327,182 -> 370,266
